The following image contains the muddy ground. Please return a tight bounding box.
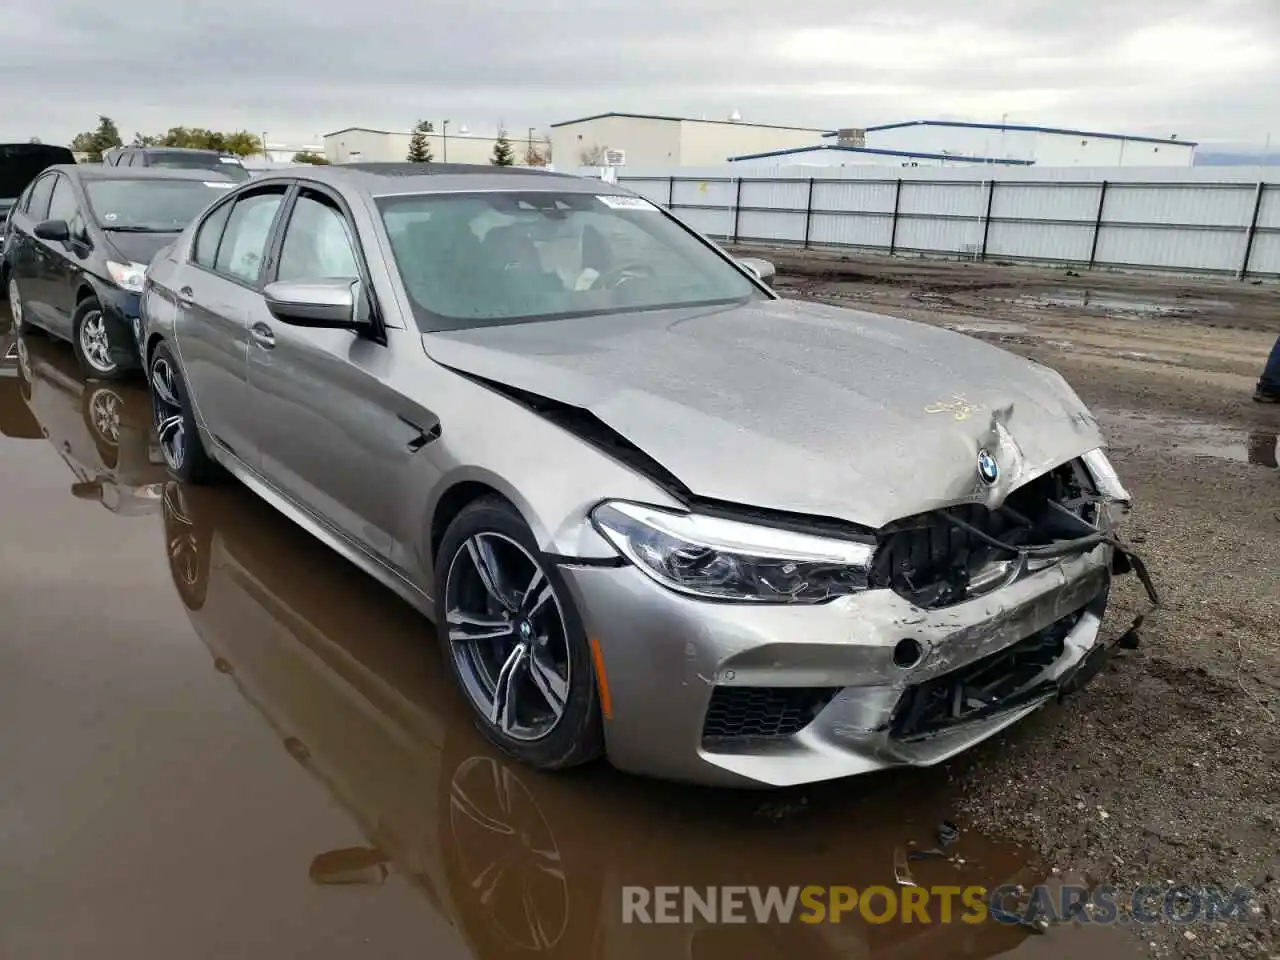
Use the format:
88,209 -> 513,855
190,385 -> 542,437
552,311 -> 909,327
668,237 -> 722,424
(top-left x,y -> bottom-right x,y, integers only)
744,247 -> 1280,959
3,256 -> 1278,960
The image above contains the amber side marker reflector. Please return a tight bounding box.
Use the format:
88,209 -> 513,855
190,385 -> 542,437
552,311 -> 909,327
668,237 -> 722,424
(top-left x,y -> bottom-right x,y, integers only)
590,637 -> 613,720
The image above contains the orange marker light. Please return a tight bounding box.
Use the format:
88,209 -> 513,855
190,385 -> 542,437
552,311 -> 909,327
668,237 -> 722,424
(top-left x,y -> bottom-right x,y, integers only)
590,637 -> 613,719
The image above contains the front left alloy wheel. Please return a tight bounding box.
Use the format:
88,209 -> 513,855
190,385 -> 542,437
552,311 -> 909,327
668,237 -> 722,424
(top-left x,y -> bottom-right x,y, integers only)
436,496 -> 604,770
72,299 -> 129,380
149,340 -> 219,483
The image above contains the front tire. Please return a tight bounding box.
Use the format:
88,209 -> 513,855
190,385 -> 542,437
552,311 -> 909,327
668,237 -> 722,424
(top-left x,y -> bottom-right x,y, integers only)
72,298 -> 129,380
149,340 -> 219,483
435,496 -> 604,771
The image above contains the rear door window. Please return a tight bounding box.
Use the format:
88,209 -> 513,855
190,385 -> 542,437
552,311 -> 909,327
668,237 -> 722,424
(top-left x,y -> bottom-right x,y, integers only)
213,189 -> 287,285
194,200 -> 234,268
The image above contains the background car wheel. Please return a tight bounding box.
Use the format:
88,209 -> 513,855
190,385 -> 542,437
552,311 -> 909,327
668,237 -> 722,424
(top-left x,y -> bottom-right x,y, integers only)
149,341 -> 219,484
8,277 -> 32,333
435,496 -> 604,771
82,385 -> 124,469
72,298 -> 128,380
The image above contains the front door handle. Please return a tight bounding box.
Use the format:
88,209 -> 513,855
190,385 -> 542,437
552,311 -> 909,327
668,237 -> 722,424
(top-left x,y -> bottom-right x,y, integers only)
250,322 -> 275,349
177,286 -> 195,307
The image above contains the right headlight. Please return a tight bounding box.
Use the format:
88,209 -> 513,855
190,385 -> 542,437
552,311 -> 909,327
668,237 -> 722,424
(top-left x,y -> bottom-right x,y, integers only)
590,500 -> 875,604
1082,448 -> 1132,528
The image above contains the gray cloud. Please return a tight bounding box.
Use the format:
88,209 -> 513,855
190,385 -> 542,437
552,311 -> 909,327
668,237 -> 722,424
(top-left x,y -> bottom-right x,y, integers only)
5,0 -> 1277,148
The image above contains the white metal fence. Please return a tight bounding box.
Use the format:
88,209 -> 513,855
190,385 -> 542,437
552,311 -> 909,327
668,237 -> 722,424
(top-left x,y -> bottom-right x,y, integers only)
592,167 -> 1280,279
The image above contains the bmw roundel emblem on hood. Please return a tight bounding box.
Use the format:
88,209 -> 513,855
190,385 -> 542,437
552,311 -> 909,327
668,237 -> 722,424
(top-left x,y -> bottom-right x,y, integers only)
977,449 -> 1000,485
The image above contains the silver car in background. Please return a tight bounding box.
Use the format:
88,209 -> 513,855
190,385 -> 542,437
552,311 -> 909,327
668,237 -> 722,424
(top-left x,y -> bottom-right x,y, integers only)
140,163 -> 1153,787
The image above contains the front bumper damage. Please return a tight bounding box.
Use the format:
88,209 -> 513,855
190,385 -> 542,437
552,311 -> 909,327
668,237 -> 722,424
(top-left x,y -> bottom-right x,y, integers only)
559,506 -> 1159,789
98,286 -> 145,371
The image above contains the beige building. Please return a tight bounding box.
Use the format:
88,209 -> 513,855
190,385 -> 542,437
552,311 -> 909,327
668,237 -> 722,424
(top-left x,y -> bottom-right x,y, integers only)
323,127 -> 545,165
550,112 -> 830,167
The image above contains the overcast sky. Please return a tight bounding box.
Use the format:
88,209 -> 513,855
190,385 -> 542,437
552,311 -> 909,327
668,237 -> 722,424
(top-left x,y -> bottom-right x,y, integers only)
7,0 -> 1278,149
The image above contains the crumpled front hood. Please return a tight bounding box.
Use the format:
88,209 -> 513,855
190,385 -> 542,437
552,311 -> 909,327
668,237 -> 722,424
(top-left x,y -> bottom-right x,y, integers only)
423,298 -> 1105,528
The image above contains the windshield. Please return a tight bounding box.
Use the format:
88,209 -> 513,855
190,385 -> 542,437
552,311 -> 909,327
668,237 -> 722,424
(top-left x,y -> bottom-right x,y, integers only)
84,178 -> 236,232
378,191 -> 761,330
146,152 -> 250,181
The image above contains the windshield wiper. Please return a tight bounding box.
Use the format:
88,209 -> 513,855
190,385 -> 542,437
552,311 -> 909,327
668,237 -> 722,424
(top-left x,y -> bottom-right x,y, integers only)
101,225 -> 180,233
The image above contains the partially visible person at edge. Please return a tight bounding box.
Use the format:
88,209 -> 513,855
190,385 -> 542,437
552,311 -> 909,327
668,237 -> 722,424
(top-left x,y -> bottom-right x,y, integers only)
1257,333 -> 1280,403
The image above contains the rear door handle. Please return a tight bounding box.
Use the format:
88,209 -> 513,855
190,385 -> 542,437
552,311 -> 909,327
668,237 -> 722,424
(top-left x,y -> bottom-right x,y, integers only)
250,322 -> 275,349
177,286 -> 194,307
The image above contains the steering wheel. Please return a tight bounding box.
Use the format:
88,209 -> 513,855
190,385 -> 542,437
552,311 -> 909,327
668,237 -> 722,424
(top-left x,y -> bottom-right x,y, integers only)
591,261 -> 654,291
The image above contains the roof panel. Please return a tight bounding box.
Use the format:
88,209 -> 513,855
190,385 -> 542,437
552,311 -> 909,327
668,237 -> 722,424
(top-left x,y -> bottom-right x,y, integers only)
727,145 -> 1035,165
550,111 -> 830,133
830,120 -> 1196,147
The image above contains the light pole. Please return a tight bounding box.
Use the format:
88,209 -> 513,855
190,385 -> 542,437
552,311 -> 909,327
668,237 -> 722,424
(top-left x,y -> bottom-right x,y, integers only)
442,120 -> 449,162
528,126 -> 534,164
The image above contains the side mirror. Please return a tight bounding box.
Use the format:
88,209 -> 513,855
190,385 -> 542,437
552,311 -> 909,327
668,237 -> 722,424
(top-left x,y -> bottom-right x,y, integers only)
738,257 -> 776,284
34,219 -> 71,243
263,278 -> 366,329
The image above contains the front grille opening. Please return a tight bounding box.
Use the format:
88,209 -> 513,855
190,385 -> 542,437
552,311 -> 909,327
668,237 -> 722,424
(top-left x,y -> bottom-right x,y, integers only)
870,459 -> 1100,609
889,609 -> 1085,741
702,687 -> 840,743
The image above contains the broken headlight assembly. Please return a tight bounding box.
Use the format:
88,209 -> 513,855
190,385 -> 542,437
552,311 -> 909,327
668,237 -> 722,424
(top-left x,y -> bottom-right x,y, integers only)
1081,448 -> 1132,528
591,501 -> 876,603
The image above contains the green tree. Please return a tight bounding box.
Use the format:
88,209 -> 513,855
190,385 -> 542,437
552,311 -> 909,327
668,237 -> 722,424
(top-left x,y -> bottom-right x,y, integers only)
221,131 -> 263,157
151,126 -> 261,156
292,151 -> 330,165
132,132 -> 159,146
407,120 -> 434,162
70,115 -> 123,161
491,128 -> 515,166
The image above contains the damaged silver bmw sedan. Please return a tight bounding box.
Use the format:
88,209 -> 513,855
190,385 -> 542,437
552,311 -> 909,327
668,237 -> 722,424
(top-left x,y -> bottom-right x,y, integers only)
140,163 -> 1155,787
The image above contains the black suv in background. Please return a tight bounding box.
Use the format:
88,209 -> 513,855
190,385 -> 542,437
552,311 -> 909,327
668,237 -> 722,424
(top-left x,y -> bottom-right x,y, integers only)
4,165 -> 236,378
103,146 -> 250,182
1,143 -> 76,278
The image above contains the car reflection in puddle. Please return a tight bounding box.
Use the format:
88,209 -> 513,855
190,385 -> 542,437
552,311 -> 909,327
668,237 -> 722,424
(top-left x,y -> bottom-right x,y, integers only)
1,333 -> 168,513
159,480 -> 1146,960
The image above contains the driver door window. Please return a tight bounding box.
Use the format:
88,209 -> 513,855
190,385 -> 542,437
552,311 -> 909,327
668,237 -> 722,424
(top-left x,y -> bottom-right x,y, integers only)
46,176 -> 79,224
275,192 -> 359,282
25,175 -> 56,220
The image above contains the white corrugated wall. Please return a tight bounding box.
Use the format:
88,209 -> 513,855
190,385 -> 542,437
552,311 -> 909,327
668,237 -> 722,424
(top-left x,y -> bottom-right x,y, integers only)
578,165 -> 1280,277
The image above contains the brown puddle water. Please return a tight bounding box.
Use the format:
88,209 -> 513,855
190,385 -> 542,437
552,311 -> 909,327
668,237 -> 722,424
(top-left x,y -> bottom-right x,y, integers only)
1097,408 -> 1279,469
1011,290 -> 1233,317
0,325 -> 1146,958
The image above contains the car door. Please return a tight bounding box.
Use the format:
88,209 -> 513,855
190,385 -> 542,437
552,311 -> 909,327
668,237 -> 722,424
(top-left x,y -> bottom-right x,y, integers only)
41,173 -> 87,336
174,182 -> 289,471
247,183 -> 417,569
12,173 -> 57,326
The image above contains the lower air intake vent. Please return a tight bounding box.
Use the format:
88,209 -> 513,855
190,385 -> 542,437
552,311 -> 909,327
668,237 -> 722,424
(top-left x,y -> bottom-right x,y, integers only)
702,686 -> 840,742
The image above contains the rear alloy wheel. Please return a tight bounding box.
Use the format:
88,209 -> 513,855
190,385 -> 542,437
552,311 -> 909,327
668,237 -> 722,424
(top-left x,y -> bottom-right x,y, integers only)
149,341 -> 219,483
72,300 -> 127,380
437,497 -> 604,770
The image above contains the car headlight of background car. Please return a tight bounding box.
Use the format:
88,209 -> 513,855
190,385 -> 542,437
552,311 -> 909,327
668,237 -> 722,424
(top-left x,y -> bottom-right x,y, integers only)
106,261 -> 148,294
591,501 -> 875,603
